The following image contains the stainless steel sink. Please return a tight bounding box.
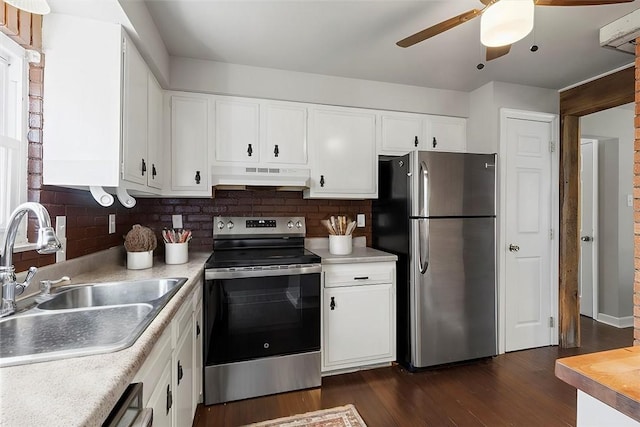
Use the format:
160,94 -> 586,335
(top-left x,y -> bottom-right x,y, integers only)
37,278 -> 185,310
0,277 -> 188,367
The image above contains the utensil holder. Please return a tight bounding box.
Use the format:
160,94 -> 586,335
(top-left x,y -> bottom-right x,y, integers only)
127,250 -> 153,270
165,242 -> 188,265
329,235 -> 352,255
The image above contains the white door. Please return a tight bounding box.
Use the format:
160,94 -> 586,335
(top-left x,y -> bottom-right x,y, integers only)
579,139 -> 598,318
502,112 -> 557,352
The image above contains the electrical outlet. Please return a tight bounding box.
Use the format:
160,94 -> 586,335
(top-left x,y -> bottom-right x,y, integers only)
357,213 -> 365,227
627,194 -> 633,207
172,215 -> 183,229
108,214 -> 116,234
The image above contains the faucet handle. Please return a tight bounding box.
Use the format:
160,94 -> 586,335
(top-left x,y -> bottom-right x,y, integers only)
40,275 -> 70,295
15,266 -> 37,296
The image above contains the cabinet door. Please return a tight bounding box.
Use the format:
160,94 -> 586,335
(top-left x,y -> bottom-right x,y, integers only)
380,113 -> 425,154
263,103 -> 307,165
192,302 -> 203,415
323,283 -> 394,369
147,74 -> 163,190
214,98 -> 260,163
170,95 -> 209,192
121,36 -> 148,186
307,108 -> 377,198
428,116 -> 467,152
146,359 -> 173,427
174,323 -> 194,427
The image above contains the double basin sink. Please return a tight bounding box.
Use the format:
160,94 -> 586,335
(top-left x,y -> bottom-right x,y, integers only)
0,277 -> 187,367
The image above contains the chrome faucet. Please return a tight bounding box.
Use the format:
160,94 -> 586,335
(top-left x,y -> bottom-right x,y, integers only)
1,202 -> 62,317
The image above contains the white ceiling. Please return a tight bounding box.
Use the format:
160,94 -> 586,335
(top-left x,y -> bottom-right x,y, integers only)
142,0 -> 639,93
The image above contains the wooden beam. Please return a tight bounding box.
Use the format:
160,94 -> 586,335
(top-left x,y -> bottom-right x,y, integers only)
14,9 -> 30,46
1,2 -> 18,37
559,114 -> 581,348
560,67 -> 635,116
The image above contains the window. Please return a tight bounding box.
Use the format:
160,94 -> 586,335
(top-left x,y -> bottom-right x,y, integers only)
0,31 -> 28,247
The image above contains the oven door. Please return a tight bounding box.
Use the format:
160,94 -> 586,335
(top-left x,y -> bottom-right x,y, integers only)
204,265 -> 321,366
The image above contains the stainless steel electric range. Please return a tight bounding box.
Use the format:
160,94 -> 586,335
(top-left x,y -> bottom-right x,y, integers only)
203,217 -> 322,405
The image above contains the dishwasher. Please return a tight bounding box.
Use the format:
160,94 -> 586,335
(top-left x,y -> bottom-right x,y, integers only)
103,383 -> 153,427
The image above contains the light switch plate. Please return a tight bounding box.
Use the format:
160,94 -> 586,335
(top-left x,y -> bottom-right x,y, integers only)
357,213 -> 365,227
172,215 -> 183,229
627,194 -> 633,207
108,214 -> 116,234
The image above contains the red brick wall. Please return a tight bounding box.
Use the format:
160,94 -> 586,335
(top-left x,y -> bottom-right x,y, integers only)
13,58 -> 372,272
635,39 -> 640,345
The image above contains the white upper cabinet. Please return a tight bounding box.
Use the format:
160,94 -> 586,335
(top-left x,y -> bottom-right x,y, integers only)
213,97 -> 308,167
214,98 -> 260,164
305,106 -> 377,199
379,112 -> 427,155
427,115 -> 467,152
42,15 -> 162,194
147,75 -> 164,190
262,102 -> 308,164
167,93 -> 211,195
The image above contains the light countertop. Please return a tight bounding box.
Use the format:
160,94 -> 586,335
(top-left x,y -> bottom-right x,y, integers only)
305,237 -> 398,264
0,250 -> 209,427
555,346 -> 640,422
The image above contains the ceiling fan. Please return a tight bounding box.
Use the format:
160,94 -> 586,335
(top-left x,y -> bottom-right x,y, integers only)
397,0 -> 635,62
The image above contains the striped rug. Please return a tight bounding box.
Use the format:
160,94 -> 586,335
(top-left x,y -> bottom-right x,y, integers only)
244,404 -> 367,427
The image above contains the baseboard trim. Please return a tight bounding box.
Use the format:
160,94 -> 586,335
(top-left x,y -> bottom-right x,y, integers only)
596,313 -> 634,328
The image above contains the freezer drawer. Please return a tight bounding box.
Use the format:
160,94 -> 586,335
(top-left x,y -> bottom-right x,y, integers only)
411,217 -> 496,368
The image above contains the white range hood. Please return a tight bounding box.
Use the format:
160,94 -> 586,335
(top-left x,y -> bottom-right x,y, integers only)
211,166 -> 311,189
600,8 -> 640,54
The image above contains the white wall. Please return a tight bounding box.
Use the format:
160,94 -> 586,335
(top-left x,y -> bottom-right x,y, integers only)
581,105 -> 634,321
169,57 -> 469,117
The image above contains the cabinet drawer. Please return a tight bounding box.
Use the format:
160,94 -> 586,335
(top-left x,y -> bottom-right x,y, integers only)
324,262 -> 394,287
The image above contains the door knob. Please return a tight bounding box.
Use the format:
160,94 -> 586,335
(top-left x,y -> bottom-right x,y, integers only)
581,236 -> 593,242
508,244 -> 520,252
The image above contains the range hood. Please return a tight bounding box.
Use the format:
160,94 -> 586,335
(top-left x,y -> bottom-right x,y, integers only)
211,166 -> 311,190
600,8 -> 640,54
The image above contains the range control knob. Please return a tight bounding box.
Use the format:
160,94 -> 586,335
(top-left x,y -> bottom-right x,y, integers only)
217,221 -> 225,230
227,221 -> 234,230
295,221 -> 302,229
287,221 -> 294,229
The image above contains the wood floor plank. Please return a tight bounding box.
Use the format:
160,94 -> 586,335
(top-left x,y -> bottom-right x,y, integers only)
194,317 -> 632,426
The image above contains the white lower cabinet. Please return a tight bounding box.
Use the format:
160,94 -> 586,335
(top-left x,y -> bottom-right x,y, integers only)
322,262 -> 396,373
133,280 -> 202,426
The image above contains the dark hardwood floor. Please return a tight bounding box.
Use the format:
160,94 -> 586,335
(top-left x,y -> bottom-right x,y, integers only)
193,317 -> 632,426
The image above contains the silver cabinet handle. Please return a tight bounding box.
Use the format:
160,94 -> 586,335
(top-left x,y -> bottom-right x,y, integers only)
419,161 -> 429,217
581,236 -> 593,242
508,244 -> 520,252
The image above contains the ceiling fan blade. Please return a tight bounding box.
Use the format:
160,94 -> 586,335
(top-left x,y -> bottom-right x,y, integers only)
397,9 -> 482,48
534,0 -> 633,5
486,44 -> 512,61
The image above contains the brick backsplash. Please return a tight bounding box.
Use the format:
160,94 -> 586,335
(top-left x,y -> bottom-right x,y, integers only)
14,186 -> 371,273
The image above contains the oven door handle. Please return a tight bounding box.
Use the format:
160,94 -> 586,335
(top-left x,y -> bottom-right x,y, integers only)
205,264 -> 322,280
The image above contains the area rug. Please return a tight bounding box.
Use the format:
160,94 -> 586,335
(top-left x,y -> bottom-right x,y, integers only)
244,404 -> 367,427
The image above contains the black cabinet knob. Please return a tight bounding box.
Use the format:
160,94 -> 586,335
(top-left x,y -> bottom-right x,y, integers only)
414,136 -> 419,147
177,360 -> 183,384
274,144 -> 279,158
330,296 -> 336,310
320,175 -> 325,188
152,164 -> 157,178
141,158 -> 147,176
196,322 -> 201,337
247,144 -> 253,157
166,384 -> 172,414
195,170 -> 201,184
432,137 -> 437,148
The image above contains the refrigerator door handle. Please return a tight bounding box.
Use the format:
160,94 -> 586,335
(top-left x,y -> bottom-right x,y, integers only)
419,161 -> 429,217
418,219 -> 429,274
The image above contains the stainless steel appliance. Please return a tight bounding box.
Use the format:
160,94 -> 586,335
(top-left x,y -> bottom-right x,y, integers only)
373,151 -> 497,370
203,217 -> 322,405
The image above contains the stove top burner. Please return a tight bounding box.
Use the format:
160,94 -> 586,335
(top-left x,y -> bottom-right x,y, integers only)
206,216 -> 320,269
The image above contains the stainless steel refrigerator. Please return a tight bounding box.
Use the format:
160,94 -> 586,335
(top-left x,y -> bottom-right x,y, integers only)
373,151 -> 497,370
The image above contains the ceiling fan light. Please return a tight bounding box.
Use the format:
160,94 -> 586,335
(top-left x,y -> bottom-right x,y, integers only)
481,0 -> 534,47
4,0 -> 50,15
